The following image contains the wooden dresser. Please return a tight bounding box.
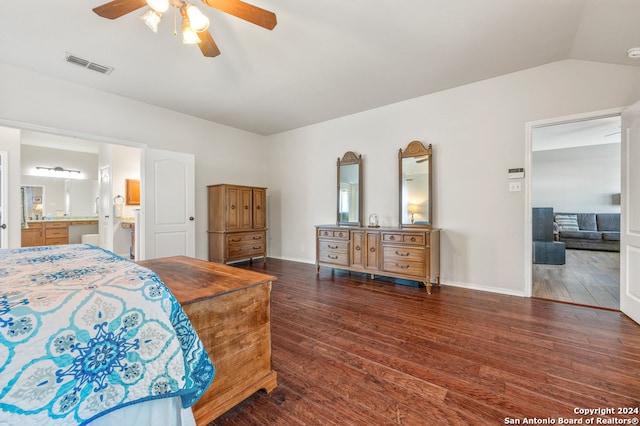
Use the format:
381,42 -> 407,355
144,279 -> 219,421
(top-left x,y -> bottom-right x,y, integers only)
138,256 -> 278,425
207,184 -> 267,265
315,225 -> 440,293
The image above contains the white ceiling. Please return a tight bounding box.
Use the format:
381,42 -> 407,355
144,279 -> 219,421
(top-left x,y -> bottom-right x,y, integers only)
1,0 -> 639,136
533,116 -> 622,152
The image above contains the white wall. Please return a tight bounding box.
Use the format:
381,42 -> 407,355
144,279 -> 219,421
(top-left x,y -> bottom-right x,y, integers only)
532,143 -> 621,213
2,59 -> 640,295
0,61 -> 267,260
265,59 -> 640,295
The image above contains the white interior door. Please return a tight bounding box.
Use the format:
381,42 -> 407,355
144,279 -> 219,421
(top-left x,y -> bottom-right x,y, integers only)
620,101 -> 640,325
99,165 -> 113,251
141,148 -> 195,260
0,151 -> 7,249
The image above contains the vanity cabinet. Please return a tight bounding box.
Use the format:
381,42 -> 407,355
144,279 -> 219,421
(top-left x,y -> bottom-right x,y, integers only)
21,219 -> 98,247
208,184 -> 267,265
316,225 -> 440,293
21,222 -> 44,247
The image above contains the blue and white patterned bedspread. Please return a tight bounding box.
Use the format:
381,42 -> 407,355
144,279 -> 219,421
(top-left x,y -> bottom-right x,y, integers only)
0,244 -> 215,425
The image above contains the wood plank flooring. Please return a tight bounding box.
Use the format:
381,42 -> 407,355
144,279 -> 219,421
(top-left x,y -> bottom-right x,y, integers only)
209,258 -> 640,425
532,249 -> 620,310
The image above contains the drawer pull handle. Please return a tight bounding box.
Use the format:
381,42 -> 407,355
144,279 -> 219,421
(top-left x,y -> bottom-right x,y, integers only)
253,246 -> 262,250
395,264 -> 410,269
389,236 -> 395,240
231,204 -> 236,209
256,205 -> 261,209
355,246 -> 361,251
410,237 -> 416,242
253,236 -> 262,240
245,205 -> 249,209
328,255 -> 338,260
327,244 -> 339,249
395,251 -> 410,256
369,247 -> 375,252
231,238 -> 241,242
339,232 -> 344,237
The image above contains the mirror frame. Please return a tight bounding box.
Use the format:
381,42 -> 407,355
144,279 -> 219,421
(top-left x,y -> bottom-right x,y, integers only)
336,151 -> 363,227
398,141 -> 433,228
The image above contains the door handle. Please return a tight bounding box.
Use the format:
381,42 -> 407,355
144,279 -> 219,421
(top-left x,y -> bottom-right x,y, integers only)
0,224 -> 6,230
189,217 -> 195,221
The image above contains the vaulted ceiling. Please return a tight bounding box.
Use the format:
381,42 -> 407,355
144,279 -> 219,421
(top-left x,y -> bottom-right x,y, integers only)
1,0 -> 639,135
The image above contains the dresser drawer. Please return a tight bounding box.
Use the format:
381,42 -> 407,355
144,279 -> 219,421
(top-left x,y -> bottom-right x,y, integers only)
228,243 -> 265,258
46,222 -> 68,229
382,232 -> 426,245
317,228 -> 349,240
45,228 -> 68,238
45,237 -> 68,246
318,239 -> 349,266
227,231 -> 265,245
382,246 -> 425,277
227,231 -> 266,258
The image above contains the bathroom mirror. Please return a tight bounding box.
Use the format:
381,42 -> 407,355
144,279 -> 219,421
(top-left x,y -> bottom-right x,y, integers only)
21,185 -> 45,221
21,179 -> 99,222
399,141 -> 432,228
337,151 -> 363,226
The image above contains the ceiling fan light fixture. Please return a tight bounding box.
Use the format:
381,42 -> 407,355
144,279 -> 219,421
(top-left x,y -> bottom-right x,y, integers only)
185,5 -> 209,32
146,0 -> 169,13
182,18 -> 201,44
140,9 -> 162,33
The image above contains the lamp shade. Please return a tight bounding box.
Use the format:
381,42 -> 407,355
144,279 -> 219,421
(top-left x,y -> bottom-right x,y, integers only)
185,5 -> 209,32
147,0 -> 169,13
140,9 -> 162,33
182,19 -> 201,44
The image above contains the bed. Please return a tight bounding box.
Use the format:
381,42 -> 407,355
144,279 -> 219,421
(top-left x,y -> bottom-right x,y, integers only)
0,244 -> 215,425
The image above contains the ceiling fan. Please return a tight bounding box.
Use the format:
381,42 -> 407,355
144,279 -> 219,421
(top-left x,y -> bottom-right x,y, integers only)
92,0 -> 277,57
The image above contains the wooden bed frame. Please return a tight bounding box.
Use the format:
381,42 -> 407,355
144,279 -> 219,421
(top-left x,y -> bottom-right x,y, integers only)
138,256 -> 278,425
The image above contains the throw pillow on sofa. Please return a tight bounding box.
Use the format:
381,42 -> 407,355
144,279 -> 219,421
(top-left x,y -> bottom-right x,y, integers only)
555,214 -> 579,231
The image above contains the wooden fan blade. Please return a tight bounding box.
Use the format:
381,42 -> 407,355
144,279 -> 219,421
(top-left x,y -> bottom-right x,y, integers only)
198,30 -> 221,57
201,0 -> 277,30
93,0 -> 148,19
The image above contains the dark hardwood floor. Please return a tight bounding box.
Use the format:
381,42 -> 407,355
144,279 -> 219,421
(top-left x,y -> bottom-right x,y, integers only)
210,258 -> 640,425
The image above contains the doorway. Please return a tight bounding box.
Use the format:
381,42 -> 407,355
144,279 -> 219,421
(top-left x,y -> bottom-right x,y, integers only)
17,130 -> 141,258
529,114 -> 621,310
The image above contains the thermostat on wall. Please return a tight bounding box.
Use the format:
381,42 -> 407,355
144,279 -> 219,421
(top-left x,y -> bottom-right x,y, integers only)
508,168 -> 525,179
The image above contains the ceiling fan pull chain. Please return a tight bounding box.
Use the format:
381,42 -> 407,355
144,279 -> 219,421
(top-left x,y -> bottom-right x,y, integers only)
173,7 -> 177,35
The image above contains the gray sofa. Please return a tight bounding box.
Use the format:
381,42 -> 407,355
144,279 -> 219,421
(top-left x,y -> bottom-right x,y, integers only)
554,212 -> 620,252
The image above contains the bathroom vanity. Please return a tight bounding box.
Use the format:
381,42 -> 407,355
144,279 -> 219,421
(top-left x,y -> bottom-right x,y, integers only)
21,218 -> 99,247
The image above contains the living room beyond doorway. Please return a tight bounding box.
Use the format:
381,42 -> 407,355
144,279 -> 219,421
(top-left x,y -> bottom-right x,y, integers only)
531,115 -> 621,310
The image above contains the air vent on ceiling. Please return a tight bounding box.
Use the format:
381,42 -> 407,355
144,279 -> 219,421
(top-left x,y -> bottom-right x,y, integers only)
64,53 -> 114,75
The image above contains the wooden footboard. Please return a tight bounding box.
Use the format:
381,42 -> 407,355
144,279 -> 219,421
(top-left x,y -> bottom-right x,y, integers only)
138,256 -> 277,425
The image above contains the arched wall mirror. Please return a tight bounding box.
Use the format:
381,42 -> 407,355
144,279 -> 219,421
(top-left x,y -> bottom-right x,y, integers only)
337,151 -> 363,226
399,141 -> 432,228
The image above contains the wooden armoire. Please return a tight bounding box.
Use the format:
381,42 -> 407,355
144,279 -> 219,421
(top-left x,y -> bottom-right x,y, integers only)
207,184 -> 267,265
